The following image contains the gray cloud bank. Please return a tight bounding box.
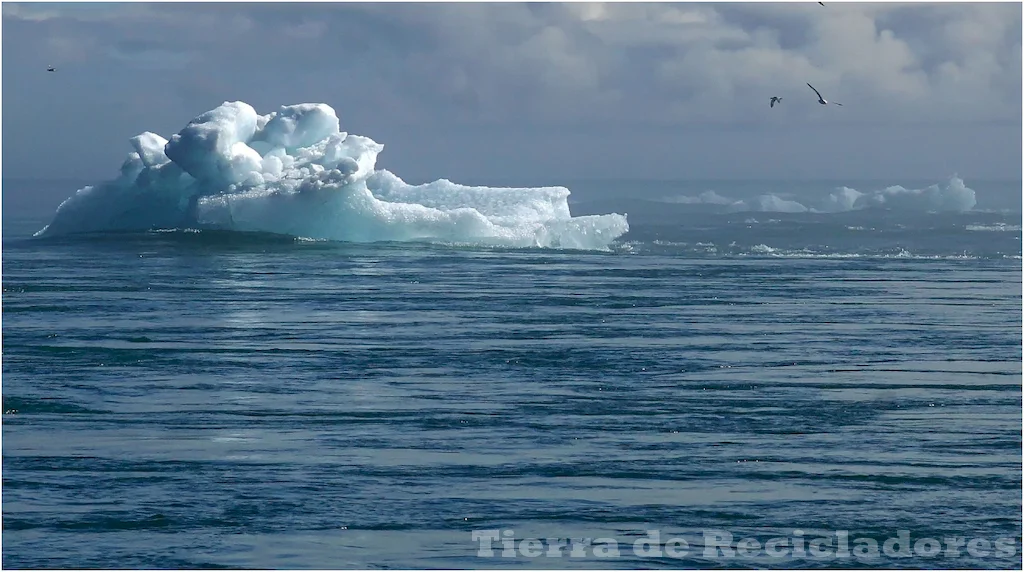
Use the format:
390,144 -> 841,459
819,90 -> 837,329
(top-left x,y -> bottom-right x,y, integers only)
3,2 -> 1021,183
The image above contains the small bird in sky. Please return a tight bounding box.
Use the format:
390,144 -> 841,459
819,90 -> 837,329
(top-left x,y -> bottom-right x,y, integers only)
770,97 -> 782,108
807,83 -> 842,106
818,2 -> 825,5
47,65 -> 56,72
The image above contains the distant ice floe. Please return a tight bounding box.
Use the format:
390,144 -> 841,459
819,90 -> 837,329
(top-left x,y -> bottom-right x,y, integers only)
36,101 -> 628,250
965,223 -> 1021,232
662,177 -> 977,214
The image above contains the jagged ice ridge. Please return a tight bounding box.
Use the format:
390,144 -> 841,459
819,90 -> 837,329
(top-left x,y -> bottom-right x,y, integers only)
36,101 -> 629,250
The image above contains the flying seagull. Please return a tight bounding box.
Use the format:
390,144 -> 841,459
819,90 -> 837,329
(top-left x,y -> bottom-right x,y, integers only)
807,83 -> 842,106
770,96 -> 782,108
47,65 -> 56,72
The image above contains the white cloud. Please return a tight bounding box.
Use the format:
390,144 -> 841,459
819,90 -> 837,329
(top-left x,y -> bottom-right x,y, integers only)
2,1 -> 1019,180
16,1 -> 1014,125
569,3 -> 738,46
3,3 -> 130,22
330,2 -> 1018,127
282,20 -> 329,40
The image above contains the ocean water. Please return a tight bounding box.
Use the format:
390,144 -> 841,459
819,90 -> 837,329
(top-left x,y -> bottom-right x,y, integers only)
2,177 -> 1022,569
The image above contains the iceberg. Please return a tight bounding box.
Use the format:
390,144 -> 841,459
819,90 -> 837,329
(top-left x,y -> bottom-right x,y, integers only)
819,178 -> 977,213
36,101 -> 628,250
661,176 -> 977,214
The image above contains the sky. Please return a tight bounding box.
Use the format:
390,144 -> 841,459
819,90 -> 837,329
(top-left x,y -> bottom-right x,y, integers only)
2,1 -> 1022,186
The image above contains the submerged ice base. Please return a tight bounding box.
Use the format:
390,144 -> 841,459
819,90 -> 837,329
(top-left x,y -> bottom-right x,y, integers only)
36,101 -> 628,250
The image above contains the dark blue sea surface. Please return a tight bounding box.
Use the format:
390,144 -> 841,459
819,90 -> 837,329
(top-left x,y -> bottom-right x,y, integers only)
3,179 -> 1022,569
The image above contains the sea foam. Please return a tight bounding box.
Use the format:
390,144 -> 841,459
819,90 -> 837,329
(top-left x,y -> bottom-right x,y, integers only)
36,102 -> 628,249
